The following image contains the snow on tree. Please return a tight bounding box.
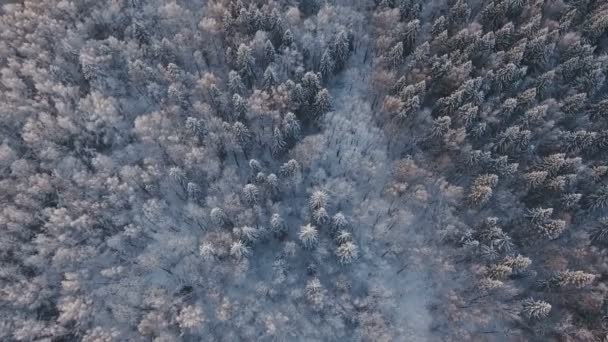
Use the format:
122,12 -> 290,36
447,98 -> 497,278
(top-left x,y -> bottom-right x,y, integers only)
243,183 -> 259,205
331,212 -> 348,232
2,0 -> 608,340
309,190 -> 328,211
270,213 -> 286,235
336,241 -> 358,264
521,298 -> 551,320
176,305 -> 205,330
236,43 -> 255,81
305,277 -> 325,310
299,223 -> 319,249
230,240 -> 251,260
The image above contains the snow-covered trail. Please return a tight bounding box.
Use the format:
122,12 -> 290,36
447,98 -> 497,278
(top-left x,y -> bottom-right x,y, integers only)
313,39 -> 438,341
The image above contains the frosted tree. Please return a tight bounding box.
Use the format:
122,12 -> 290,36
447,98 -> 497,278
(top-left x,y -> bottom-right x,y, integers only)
501,255 -> 531,273
431,116 -> 452,138
336,230 -> 352,244
299,224 -> 319,249
232,94 -> 247,120
333,30 -> 350,71
305,277 -> 325,310
228,70 -> 245,94
243,184 -> 259,205
262,66 -> 278,91
468,174 -> 498,206
395,95 -> 420,122
210,207 -> 227,226
232,122 -> 251,147
314,88 -> 332,116
388,42 -> 404,68
541,270 -> 597,290
282,29 -> 294,47
312,207 -> 329,225
523,171 -> 548,188
236,44 -> 255,81
271,127 -> 286,156
537,219 -> 566,240
302,72 -> 321,103
320,49 -> 334,79
331,212 -> 348,232
267,173 -> 280,193
270,213 -> 286,235
238,226 -> 260,244
310,190 -> 328,211
588,185 -> 608,210
336,241 -> 358,264
249,159 -> 262,173
199,242 -> 216,261
264,39 -> 276,64
230,240 -> 251,259
591,217 -> 608,243
526,207 -> 553,224
521,298 -> 551,320
176,305 -> 204,330
282,112 -> 301,140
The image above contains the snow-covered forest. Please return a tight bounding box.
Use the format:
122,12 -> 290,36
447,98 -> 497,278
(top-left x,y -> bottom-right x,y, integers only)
1,0 -> 608,341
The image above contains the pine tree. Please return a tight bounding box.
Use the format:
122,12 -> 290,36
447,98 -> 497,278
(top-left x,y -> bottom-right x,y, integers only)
313,89 -> 332,116
538,219 -> 566,240
591,217 -> 608,243
249,159 -> 262,172
239,226 -> 260,244
230,240 -> 251,259
523,171 -> 548,188
335,230 -> 352,244
232,94 -> 247,120
468,174 -> 498,206
236,44 -> 255,81
302,72 -> 321,103
305,277 -> 324,309
431,16 -> 447,37
232,122 -> 251,146
263,66 -> 277,90
526,207 -> 553,224
331,212 -> 348,232
521,298 -> 551,320
210,207 -> 227,226
199,242 -> 216,260
243,184 -> 259,205
264,40 -> 275,63
228,70 -> 245,94
282,29 -> 294,48
271,127 -> 286,156
177,305 -> 205,330
280,159 -> 299,179
336,241 -> 358,264
395,95 -> 419,122
270,213 -> 286,235
309,190 -> 328,210
282,112 -> 301,139
588,185 -> 608,210
388,42 -> 404,68
312,207 -> 329,225
333,30 -> 350,71
319,49 -> 334,79
299,224 -> 319,249
431,116 -> 452,138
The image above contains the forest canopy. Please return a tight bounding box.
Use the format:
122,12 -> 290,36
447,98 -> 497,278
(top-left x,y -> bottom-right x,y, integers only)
1,0 -> 608,341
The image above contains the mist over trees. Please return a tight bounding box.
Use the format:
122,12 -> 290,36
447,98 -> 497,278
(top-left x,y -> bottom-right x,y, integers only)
1,0 -> 608,341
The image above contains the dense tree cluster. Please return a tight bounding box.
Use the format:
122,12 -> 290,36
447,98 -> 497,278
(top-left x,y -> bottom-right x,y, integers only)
1,0 -> 608,341
371,0 -> 608,340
